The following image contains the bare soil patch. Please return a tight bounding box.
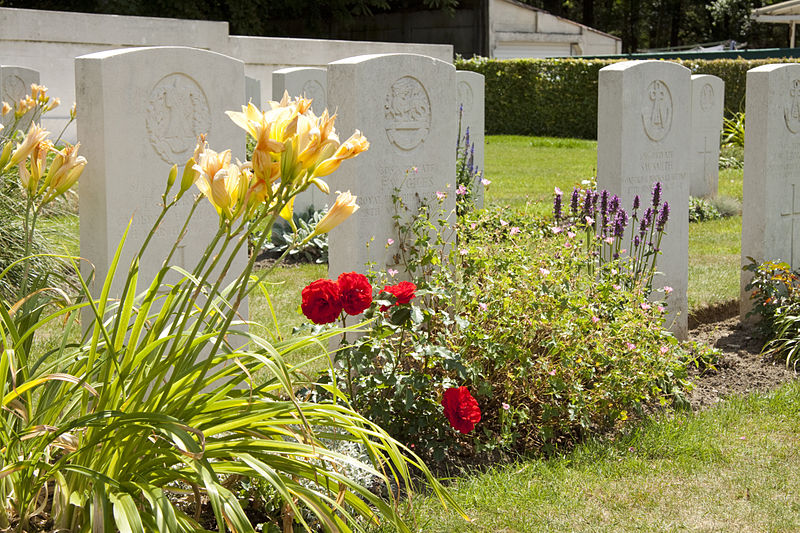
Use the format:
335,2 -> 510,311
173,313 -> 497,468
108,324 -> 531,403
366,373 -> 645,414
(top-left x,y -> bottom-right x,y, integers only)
687,311 -> 797,410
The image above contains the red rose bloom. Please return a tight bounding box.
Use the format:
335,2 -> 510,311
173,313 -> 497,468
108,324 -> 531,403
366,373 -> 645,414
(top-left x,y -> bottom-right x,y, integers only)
441,386 -> 481,434
337,272 -> 373,315
301,279 -> 343,324
381,281 -> 416,310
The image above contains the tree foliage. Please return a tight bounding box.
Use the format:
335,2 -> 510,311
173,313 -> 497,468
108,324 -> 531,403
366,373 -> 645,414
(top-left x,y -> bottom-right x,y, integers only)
0,0 -> 790,51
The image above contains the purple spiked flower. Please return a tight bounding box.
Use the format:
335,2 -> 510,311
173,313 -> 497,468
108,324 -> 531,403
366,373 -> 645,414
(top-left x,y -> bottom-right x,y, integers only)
582,190 -> 593,218
656,201 -> 670,232
634,235 -> 641,248
570,188 -> 580,215
640,207 -> 653,238
632,195 -> 640,212
554,189 -> 563,222
613,209 -> 629,238
464,127 -> 470,148
651,182 -> 662,209
609,195 -> 620,216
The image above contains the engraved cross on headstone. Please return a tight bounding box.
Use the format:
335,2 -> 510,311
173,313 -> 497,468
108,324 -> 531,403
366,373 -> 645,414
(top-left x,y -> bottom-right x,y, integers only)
698,135 -> 715,186
782,181 -> 800,268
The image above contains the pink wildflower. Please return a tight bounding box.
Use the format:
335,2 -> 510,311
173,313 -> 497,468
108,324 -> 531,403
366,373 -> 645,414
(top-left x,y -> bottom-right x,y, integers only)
481,178 -> 491,186
657,305 -> 665,313
554,186 -> 563,195
510,226 -> 521,236
500,219 -> 509,226
613,284 -> 621,291
550,226 -> 563,234
659,345 -> 669,355
435,191 -> 446,200
456,184 -> 468,196
567,231 -> 576,239
640,302 -> 651,311
387,238 -> 394,245
585,216 -> 595,225
459,248 -> 469,255
626,342 -> 636,351
539,268 -> 550,276
604,237 -> 614,245
470,222 -> 477,230
502,402 -> 510,410
663,286 -> 674,295
479,302 -> 488,311
591,316 -> 600,323
387,268 -> 398,277
548,369 -> 557,376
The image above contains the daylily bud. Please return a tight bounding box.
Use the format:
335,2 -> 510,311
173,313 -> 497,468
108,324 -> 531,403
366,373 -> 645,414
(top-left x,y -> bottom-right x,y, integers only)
0,141 -> 12,168
312,190 -> 359,236
69,102 -> 77,120
279,196 -> 295,222
1,102 -> 10,116
165,164 -> 178,194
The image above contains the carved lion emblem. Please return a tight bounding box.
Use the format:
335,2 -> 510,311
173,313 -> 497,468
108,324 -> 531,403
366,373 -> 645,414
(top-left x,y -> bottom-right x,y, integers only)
384,76 -> 431,151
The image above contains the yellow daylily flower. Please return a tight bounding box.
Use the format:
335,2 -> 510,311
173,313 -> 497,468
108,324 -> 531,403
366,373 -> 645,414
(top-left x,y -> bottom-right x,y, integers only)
6,123 -> 49,169
311,131 -> 370,178
312,190 -> 359,236
43,142 -> 86,199
1,102 -> 10,116
193,147 -> 250,221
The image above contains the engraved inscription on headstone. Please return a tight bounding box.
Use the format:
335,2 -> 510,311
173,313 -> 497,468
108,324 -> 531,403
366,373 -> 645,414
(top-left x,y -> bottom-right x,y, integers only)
458,80 -> 474,114
784,79 -> 800,134
384,76 -> 431,151
1,67 -> 39,131
642,80 -> 672,142
146,73 -> 211,165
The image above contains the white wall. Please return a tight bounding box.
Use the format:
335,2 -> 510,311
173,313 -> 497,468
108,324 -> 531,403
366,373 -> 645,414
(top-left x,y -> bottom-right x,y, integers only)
488,0 -> 621,59
0,7 -> 452,141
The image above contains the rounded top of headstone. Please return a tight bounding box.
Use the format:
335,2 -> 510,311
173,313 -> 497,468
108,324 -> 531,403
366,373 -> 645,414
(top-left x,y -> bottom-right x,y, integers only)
273,67 -> 327,75
76,46 -> 242,66
600,59 -> 691,75
328,53 -> 453,69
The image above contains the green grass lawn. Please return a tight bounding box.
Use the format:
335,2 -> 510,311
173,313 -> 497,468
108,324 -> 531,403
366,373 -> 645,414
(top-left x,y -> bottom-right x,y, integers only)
401,380 -> 800,532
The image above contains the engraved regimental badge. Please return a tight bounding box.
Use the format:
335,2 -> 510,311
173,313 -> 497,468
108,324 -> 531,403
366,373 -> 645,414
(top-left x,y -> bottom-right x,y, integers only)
146,73 -> 211,165
642,79 -> 672,142
784,79 -> 800,134
384,76 -> 431,151
301,79 -> 326,113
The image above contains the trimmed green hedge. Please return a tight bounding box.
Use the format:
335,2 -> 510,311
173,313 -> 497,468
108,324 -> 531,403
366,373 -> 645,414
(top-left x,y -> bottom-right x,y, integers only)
456,57 -> 800,139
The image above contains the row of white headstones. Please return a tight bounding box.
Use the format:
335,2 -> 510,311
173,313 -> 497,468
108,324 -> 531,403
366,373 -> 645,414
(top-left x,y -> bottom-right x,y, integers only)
1,51 -> 794,343
598,60 -> 800,340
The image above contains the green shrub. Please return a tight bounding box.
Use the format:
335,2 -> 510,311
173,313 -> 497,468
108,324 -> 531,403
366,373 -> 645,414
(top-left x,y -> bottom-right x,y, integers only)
689,196 -> 722,223
456,57 -> 800,138
743,259 -> 800,368
328,185 -> 690,464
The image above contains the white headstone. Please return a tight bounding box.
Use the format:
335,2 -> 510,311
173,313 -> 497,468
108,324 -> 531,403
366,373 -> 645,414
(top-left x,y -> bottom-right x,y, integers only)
690,74 -> 724,198
76,46 -> 247,308
741,64 -> 800,318
1,65 -> 39,132
245,75 -> 261,108
272,67 -> 327,115
457,70 -> 485,209
327,53 -> 456,280
597,60 -> 690,339
272,67 -> 328,215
